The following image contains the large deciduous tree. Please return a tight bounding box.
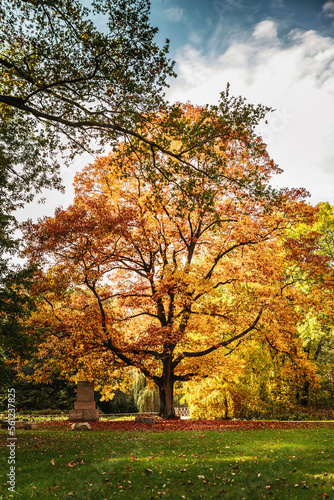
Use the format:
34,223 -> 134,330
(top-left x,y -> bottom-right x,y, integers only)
22,104 -> 322,418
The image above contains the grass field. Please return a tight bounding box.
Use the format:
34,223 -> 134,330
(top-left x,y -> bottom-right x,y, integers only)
1,425 -> 334,499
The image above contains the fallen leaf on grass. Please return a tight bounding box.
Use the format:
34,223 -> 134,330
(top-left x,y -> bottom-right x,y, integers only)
39,419 -> 334,432
51,459 -> 55,466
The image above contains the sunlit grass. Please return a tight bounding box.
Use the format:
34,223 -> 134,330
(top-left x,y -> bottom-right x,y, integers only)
0,427 -> 333,499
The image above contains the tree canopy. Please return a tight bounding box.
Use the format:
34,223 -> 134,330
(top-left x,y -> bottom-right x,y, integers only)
0,0 -> 175,159
0,0 -> 176,268
21,104 -> 326,418
3,2 -> 332,417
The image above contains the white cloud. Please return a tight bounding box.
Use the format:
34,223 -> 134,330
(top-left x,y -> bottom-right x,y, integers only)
162,7 -> 184,22
167,23 -> 334,204
323,1 -> 334,18
253,20 -> 278,40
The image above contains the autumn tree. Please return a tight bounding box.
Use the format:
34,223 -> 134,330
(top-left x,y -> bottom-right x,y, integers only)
22,103 -> 321,419
292,202 -> 334,408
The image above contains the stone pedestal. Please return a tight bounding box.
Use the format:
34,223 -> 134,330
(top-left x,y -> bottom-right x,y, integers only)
69,381 -> 99,421
135,415 -> 156,424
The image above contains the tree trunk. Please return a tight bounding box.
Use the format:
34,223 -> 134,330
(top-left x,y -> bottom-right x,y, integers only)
298,380 -> 310,407
224,392 -> 229,419
158,356 -> 177,419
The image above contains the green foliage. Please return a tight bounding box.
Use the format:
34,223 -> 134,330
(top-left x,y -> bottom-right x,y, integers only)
293,203 -> 334,409
0,378 -> 76,411
184,339 -> 319,420
0,266 -> 39,387
315,202 -> 334,265
97,388 -> 137,414
0,94 -> 64,278
0,111 -> 56,376
0,0 -> 175,158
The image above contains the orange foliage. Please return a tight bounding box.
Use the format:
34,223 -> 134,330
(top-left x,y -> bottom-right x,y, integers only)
21,104 -> 325,418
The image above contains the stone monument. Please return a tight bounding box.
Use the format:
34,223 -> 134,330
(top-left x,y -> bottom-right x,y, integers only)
69,381 -> 99,421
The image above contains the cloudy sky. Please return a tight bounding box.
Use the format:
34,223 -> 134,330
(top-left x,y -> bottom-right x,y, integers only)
150,0 -> 334,205
20,0 -> 334,222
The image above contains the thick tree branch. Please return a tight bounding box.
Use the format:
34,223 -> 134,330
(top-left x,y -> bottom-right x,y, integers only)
0,94 -> 197,167
204,239 -> 259,280
178,309 -> 263,360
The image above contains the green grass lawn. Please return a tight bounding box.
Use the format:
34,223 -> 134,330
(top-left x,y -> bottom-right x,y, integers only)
1,427 -> 334,499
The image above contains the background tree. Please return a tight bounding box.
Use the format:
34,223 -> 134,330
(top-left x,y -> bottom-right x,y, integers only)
0,0 -> 175,159
0,377 -> 76,412
184,337 -> 319,420
293,202 -> 334,408
22,103 -> 321,419
0,96 -> 64,382
0,0 -> 176,378
133,371 -> 160,414
0,266 -> 38,386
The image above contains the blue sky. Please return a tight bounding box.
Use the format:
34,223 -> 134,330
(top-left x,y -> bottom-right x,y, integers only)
20,0 -> 334,222
147,0 -> 334,205
151,0 -> 334,55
